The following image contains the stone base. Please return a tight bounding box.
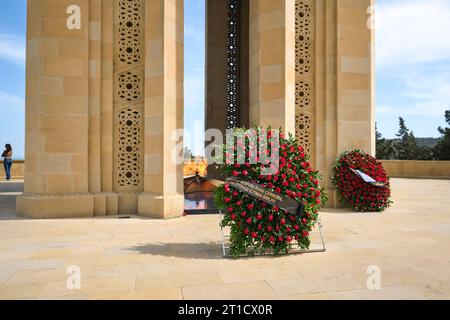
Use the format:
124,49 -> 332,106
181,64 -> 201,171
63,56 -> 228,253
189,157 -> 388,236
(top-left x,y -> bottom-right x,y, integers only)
17,194 -> 96,219
138,193 -> 185,219
17,192 -> 184,219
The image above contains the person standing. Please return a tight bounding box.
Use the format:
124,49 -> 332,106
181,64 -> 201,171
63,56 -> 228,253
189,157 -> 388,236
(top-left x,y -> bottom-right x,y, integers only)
2,144 -> 13,180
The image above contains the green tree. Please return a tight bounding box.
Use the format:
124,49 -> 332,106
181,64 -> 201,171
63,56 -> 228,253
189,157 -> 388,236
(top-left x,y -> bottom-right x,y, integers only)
434,110 -> 450,160
411,132 -> 434,160
375,123 -> 395,159
395,117 -> 420,160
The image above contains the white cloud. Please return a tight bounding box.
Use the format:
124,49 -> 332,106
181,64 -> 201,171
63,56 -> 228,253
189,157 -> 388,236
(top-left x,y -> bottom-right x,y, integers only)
376,0 -> 450,67
377,68 -> 450,118
0,91 -> 24,110
0,34 -> 25,65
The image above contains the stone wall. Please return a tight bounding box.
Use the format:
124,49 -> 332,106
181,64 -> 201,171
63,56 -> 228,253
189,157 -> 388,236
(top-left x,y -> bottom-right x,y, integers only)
0,160 -> 25,179
382,160 -> 450,179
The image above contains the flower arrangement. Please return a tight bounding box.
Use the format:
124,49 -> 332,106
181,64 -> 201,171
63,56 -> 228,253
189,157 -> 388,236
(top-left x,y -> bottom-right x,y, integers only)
331,149 -> 392,212
214,127 -> 327,258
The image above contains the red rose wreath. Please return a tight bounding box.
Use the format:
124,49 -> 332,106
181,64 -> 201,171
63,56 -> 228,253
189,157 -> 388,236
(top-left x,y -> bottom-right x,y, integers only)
214,127 -> 327,257
331,150 -> 392,212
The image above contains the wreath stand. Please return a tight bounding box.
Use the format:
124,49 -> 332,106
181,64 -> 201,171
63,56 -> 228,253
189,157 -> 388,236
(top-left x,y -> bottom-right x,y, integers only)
219,210 -> 326,258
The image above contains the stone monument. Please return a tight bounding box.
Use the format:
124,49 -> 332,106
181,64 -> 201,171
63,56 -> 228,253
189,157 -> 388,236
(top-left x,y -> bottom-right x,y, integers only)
18,0 -> 374,218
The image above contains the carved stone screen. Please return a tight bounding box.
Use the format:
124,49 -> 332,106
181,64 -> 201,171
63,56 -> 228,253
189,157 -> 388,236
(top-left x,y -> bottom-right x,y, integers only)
226,0 -> 241,129
295,0 -> 315,155
114,0 -> 145,190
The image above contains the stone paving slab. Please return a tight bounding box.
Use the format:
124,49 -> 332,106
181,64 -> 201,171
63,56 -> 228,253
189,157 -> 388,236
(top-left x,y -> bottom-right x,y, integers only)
0,178 -> 450,299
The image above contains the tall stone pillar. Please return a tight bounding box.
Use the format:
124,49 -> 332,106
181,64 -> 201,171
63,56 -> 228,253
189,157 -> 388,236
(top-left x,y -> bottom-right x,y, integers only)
246,0 -> 375,208
17,0 -> 93,218
138,0 -> 185,219
248,0 -> 296,136
336,0 -> 375,156
205,0 -> 249,180
18,0 -> 184,219
312,0 -> 375,207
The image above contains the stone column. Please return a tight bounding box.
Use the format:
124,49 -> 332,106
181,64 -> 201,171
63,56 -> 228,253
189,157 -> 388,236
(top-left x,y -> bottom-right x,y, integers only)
314,0 -> 375,207
205,0 -> 228,138
336,0 -> 375,156
248,0 -> 296,136
17,0 -> 94,218
205,1 -> 250,180
138,0 -> 184,219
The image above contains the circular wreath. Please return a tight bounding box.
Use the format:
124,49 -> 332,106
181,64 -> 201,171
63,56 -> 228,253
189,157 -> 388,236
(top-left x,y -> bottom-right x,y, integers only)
331,150 -> 392,212
214,127 -> 327,257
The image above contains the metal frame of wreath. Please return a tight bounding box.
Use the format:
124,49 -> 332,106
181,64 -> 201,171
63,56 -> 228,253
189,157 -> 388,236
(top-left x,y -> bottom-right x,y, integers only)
218,210 -> 326,258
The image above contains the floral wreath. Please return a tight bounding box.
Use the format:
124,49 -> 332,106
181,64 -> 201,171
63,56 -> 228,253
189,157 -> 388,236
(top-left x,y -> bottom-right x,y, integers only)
331,149 -> 392,212
214,127 -> 327,257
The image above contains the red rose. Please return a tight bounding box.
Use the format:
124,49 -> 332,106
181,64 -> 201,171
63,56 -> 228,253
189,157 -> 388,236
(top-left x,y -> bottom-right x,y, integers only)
280,218 -> 286,226
256,214 -> 263,221
246,217 -> 252,224
241,211 -> 247,218
251,232 -> 258,239
267,226 -> 272,232
230,214 -> 237,220
232,171 -> 239,177
227,207 -> 233,213
244,228 -> 249,235
302,231 -> 309,237
247,203 -> 254,210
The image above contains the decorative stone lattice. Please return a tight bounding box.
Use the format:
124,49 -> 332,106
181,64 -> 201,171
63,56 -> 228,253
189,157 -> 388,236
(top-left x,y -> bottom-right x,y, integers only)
116,108 -> 143,188
117,0 -> 144,65
226,0 -> 241,129
296,81 -> 312,108
295,1 -> 312,75
114,0 -> 145,190
118,71 -> 143,102
295,114 -> 312,154
295,0 -> 314,156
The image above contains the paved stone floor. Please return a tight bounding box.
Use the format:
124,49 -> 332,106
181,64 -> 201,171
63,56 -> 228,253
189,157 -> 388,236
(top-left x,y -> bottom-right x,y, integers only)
0,178 -> 449,300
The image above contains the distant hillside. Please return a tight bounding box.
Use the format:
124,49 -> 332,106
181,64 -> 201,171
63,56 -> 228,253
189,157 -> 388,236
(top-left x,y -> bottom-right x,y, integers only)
387,137 -> 440,148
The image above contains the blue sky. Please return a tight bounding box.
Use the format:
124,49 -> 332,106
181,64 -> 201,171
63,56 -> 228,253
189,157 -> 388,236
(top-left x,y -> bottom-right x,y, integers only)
1,0 -> 449,159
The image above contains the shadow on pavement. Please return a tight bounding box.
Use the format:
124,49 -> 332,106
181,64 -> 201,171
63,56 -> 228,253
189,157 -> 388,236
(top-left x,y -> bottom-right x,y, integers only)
127,242 -> 226,260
